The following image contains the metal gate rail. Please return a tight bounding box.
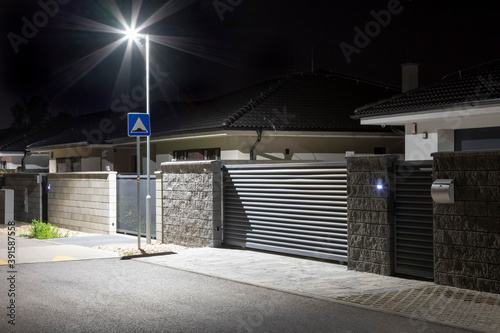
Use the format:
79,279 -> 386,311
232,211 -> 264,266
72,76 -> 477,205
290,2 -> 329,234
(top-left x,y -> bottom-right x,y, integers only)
116,174 -> 156,238
223,162 -> 348,262
394,161 -> 434,279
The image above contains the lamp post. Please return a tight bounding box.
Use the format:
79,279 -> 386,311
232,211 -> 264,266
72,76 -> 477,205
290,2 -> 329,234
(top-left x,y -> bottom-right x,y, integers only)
145,34 -> 151,245
125,29 -> 152,246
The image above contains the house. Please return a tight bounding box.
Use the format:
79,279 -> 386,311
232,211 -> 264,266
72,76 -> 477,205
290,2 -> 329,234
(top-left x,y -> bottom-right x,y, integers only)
352,61 -> 500,160
0,117 -> 79,173
28,71 -> 404,172
349,61 -> 500,293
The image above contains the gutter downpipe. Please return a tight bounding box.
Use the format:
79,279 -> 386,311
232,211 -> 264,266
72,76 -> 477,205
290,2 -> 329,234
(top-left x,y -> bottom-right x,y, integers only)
21,150 -> 29,171
249,128 -> 262,160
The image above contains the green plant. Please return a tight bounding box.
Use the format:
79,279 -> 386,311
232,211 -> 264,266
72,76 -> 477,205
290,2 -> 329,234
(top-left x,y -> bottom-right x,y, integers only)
26,219 -> 63,239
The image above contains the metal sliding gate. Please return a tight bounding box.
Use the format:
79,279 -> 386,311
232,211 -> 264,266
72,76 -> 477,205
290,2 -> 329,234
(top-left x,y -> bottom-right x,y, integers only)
394,160 -> 434,279
116,174 -> 156,238
223,162 -> 348,262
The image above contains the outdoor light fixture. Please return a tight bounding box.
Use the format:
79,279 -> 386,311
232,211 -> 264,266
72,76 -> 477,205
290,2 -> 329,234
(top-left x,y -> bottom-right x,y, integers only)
121,24 -> 152,246
376,178 -> 384,190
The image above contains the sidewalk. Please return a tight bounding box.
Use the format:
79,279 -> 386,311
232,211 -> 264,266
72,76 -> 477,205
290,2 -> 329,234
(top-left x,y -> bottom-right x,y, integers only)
137,247 -> 500,333
0,237 -> 119,264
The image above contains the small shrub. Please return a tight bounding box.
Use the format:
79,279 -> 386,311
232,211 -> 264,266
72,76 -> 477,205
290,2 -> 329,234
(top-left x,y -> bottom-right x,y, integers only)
27,219 -> 63,239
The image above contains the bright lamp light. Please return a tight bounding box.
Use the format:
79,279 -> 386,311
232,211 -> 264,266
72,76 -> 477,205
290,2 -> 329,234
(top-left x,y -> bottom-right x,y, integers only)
126,28 -> 139,39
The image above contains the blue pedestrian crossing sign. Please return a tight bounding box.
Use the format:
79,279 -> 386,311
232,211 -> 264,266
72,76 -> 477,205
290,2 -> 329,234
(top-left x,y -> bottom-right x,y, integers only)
128,113 -> 151,137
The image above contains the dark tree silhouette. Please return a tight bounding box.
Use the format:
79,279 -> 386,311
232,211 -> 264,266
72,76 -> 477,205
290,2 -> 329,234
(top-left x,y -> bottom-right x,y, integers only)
10,96 -> 50,129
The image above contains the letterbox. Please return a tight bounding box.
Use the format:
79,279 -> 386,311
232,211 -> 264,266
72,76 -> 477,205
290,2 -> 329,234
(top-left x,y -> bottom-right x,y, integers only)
431,179 -> 454,204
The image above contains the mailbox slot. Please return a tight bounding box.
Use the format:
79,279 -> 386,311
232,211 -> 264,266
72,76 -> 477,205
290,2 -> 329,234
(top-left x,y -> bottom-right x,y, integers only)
431,179 -> 454,204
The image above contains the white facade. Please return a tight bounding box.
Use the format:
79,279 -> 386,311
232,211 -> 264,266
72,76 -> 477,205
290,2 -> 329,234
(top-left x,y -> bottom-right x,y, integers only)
33,129 -> 404,172
360,105 -> 500,160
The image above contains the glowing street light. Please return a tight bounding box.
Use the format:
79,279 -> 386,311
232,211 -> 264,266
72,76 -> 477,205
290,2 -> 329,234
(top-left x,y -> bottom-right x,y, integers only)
56,1 -> 228,248
123,27 -> 152,247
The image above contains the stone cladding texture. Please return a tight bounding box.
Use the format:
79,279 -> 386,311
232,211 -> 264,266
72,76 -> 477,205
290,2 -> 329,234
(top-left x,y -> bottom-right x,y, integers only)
433,151 -> 500,294
346,155 -> 398,275
161,161 -> 221,248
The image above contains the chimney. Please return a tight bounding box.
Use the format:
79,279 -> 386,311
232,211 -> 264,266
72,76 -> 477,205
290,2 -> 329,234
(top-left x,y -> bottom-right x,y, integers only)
401,63 -> 419,93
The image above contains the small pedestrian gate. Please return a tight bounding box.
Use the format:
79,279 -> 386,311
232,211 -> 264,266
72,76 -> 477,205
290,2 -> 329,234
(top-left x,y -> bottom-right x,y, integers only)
394,160 -> 434,279
116,174 -> 156,238
223,162 -> 348,262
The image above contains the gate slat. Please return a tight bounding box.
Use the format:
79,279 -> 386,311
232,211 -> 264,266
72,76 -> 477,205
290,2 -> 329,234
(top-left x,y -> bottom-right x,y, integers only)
394,161 -> 434,280
223,162 -> 348,262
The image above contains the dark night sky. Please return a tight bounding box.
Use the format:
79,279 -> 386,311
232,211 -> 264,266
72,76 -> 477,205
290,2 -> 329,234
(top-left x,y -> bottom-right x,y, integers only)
1,0 -> 500,129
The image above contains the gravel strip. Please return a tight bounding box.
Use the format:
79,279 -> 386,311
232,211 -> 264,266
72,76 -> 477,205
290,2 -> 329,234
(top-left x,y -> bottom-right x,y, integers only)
93,243 -> 188,257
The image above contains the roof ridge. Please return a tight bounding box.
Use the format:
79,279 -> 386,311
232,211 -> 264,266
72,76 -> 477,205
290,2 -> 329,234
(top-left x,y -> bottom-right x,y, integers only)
221,76 -> 292,126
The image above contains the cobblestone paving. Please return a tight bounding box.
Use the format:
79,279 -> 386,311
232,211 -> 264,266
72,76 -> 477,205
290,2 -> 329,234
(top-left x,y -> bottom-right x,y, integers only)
335,285 -> 500,333
138,248 -> 500,332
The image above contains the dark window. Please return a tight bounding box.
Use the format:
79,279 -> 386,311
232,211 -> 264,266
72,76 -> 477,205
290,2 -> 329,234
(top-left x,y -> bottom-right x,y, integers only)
374,147 -> 386,155
174,148 -> 221,161
455,126 -> 500,151
56,157 -> 81,172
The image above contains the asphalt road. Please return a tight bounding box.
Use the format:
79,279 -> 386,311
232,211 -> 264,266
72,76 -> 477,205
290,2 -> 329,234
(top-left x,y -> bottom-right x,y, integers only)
0,258 -> 470,333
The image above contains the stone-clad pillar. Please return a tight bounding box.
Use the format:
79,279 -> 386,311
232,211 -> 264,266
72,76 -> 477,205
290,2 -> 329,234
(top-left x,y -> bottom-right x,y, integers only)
346,155 -> 399,275
433,151 -> 500,294
161,161 -> 222,248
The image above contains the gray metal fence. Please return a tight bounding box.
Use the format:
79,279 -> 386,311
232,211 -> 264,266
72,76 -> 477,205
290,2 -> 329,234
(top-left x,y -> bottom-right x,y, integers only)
223,162 -> 348,262
116,174 -> 156,238
394,160 -> 434,279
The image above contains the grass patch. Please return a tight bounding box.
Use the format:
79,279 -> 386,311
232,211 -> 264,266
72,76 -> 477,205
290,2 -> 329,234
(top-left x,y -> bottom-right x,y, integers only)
22,219 -> 69,239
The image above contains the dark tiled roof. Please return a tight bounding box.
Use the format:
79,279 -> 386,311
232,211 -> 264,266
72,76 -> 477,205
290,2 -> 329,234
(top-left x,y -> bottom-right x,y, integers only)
27,110 -> 129,149
353,61 -> 500,118
26,71 -> 399,150
0,115 -> 77,151
152,71 -> 398,137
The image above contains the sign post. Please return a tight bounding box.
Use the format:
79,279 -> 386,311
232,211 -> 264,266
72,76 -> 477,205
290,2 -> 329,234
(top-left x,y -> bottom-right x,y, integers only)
128,113 -> 151,249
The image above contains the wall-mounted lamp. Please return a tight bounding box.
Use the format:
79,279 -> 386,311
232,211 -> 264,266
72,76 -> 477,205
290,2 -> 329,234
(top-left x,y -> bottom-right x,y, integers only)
422,131 -> 428,139
376,178 -> 384,190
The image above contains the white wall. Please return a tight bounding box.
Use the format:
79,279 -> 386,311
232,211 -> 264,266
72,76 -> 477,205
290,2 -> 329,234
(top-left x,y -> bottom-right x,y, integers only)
47,172 -> 117,234
0,153 -> 24,170
154,130 -> 404,163
362,105 -> 500,161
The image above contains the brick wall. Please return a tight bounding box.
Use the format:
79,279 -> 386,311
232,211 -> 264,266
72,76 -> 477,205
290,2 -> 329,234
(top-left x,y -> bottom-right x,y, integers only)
161,161 -> 222,248
433,151 -> 500,293
346,155 -> 398,275
47,172 -> 117,234
2,174 -> 43,222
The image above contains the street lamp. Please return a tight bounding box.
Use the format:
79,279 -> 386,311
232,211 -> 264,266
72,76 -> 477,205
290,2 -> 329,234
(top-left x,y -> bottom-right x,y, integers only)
124,28 -> 152,246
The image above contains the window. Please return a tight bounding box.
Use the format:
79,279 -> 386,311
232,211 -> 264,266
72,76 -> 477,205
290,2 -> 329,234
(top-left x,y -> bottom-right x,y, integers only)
174,148 -> 221,161
56,157 -> 82,172
455,126 -> 500,151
